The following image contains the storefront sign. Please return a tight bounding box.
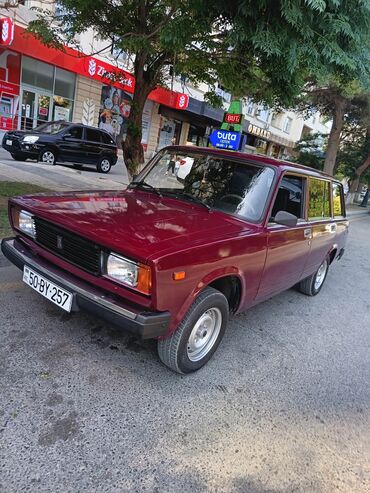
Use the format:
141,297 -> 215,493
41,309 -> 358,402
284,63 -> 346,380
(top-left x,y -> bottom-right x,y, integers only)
209,129 -> 241,151
0,18 -> 14,46
248,123 -> 270,139
224,113 -> 242,124
78,57 -> 135,94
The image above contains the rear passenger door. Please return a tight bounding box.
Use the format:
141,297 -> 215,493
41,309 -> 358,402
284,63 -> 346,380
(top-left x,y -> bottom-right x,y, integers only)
257,174 -> 312,299
84,128 -> 103,163
301,178 -> 333,278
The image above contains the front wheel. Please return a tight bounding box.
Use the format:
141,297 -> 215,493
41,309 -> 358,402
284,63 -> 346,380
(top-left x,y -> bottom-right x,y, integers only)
39,148 -> 56,165
298,256 -> 329,296
157,287 -> 229,374
97,157 -> 111,173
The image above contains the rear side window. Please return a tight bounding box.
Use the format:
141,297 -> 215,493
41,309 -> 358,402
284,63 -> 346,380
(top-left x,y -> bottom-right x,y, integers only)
308,178 -> 331,220
332,183 -> 344,217
85,128 -> 102,142
271,175 -> 304,219
100,131 -> 115,145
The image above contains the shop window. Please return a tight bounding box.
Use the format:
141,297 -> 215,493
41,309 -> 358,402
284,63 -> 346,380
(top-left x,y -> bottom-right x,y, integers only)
54,68 -> 76,99
308,178 -> 331,219
53,96 -> 73,121
332,183 -> 344,217
22,56 -> 54,92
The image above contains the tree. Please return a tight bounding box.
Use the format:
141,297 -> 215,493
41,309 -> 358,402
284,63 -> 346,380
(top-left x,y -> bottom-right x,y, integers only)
28,1 -> 370,175
293,132 -> 327,170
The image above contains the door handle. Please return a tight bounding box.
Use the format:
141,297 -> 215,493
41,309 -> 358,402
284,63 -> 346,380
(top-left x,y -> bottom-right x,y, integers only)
328,223 -> 337,233
304,228 -> 312,239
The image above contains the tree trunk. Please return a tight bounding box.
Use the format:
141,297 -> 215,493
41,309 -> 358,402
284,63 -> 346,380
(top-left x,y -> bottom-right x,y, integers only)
323,97 -> 346,176
123,51 -> 153,178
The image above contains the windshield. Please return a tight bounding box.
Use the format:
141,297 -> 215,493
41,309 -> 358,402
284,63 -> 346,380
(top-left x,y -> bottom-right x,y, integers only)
141,150 -> 275,222
35,122 -> 70,134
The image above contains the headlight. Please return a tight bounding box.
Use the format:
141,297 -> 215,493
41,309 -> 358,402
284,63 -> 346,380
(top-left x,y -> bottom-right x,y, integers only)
106,253 -> 151,294
11,208 -> 36,238
23,135 -> 39,144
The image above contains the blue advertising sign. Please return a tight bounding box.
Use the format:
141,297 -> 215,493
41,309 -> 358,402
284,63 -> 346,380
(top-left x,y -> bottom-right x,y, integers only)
209,129 -> 241,151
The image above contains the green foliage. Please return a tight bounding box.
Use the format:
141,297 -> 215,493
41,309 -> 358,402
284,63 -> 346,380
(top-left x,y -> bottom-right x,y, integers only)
28,0 -> 370,108
294,132 -> 327,170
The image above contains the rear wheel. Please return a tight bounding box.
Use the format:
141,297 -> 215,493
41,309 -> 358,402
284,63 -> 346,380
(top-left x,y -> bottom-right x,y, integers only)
157,287 -> 229,374
11,153 -> 28,161
298,256 -> 329,296
97,157 -> 111,173
39,148 -> 56,165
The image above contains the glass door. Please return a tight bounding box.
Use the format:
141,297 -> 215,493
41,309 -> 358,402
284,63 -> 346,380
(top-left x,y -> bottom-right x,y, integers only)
21,90 -> 36,130
20,90 -> 52,130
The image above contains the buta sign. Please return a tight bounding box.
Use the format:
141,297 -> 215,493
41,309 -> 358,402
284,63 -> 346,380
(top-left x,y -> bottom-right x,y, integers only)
209,129 -> 241,151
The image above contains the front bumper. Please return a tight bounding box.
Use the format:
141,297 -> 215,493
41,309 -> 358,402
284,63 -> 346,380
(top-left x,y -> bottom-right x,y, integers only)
1,237 -> 170,339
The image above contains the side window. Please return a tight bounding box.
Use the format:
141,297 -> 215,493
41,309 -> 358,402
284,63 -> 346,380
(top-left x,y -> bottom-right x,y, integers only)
332,183 -> 344,217
271,175 -> 304,220
308,178 -> 331,220
100,131 -> 115,145
67,126 -> 83,139
85,128 -> 102,142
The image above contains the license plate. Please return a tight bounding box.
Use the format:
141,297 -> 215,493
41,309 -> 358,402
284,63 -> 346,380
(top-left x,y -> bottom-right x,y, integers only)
23,266 -> 73,312
6,139 -> 12,145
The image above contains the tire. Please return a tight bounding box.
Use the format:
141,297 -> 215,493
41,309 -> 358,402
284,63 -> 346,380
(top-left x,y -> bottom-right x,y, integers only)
298,256 -> 329,296
97,157 -> 112,173
157,287 -> 229,374
11,153 -> 28,161
39,148 -> 56,165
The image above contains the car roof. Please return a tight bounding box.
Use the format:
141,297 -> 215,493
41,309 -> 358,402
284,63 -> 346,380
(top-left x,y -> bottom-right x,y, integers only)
165,145 -> 338,182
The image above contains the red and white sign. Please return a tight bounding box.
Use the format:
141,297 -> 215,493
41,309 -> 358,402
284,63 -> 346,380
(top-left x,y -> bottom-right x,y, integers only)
176,93 -> 189,110
224,113 -> 242,124
0,17 -> 14,46
77,57 -> 135,93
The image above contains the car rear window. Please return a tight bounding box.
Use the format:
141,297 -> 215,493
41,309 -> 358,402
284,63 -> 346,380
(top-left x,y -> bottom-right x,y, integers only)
85,128 -> 102,142
100,131 -> 115,145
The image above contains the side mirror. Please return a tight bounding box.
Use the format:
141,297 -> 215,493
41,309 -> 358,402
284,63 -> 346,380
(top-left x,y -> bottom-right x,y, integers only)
274,210 -> 298,227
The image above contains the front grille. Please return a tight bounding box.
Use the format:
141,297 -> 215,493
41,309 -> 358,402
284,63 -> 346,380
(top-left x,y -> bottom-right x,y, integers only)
34,218 -> 102,275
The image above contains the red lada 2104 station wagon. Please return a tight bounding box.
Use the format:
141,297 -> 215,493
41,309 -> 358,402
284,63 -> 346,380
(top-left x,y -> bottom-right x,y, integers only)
1,147 -> 348,373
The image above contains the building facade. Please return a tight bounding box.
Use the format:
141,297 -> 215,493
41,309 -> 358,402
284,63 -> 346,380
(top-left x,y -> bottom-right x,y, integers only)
0,2 -> 331,161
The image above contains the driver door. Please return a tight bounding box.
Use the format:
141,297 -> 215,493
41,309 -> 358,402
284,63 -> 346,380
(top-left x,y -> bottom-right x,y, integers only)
256,174 -> 311,300
58,126 -> 85,163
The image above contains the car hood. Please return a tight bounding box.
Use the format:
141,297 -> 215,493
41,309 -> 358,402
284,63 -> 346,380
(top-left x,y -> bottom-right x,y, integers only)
11,189 -> 256,261
5,130 -> 55,139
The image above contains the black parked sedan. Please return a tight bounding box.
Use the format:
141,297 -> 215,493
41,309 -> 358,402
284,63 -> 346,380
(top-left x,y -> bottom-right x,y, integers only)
2,121 -> 118,173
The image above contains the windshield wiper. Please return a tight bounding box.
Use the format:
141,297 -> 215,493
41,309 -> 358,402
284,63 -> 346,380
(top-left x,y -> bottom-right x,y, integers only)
163,190 -> 210,211
129,180 -> 162,197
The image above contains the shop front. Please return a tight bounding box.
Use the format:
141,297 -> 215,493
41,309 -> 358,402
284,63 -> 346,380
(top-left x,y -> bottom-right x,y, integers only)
0,20 -> 189,147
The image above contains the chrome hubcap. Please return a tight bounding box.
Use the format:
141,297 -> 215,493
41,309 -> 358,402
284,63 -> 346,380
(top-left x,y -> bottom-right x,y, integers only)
187,307 -> 222,362
314,259 -> 328,290
42,151 -> 54,164
101,159 -> 110,171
